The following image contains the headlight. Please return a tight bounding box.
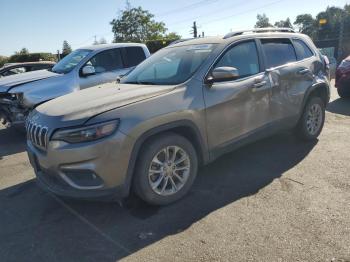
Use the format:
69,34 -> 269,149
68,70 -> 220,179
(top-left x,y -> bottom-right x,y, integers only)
51,120 -> 119,143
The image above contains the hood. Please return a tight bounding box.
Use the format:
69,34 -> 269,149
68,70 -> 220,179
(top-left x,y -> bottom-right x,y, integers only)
0,70 -> 60,93
36,82 -> 175,126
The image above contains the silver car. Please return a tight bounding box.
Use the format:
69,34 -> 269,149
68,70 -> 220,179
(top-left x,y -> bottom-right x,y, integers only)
0,43 -> 150,126
26,28 -> 330,205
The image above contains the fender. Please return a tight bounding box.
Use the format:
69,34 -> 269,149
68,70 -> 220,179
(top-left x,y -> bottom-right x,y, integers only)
120,120 -> 210,197
298,80 -> 330,119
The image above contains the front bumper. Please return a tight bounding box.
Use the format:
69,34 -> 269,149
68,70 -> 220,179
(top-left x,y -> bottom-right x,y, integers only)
27,130 -> 135,200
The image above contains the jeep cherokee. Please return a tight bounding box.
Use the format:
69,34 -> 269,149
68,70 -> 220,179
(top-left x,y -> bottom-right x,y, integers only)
26,28 -> 330,205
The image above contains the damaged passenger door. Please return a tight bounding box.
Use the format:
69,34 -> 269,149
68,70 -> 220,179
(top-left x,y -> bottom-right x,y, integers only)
203,39 -> 272,151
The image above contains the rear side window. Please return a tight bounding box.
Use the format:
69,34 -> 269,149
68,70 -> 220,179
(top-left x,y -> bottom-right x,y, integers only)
2,67 -> 27,76
122,47 -> 146,67
261,38 -> 296,68
215,40 -> 260,79
293,39 -> 314,60
87,48 -> 123,73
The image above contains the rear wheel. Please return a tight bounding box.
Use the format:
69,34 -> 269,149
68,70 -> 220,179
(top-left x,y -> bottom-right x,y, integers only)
295,96 -> 325,141
133,133 -> 198,205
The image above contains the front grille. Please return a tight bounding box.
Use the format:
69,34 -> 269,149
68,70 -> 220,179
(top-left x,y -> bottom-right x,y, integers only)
26,121 -> 48,149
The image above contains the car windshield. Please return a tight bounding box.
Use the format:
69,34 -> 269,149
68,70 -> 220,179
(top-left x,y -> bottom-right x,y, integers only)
122,44 -> 217,85
52,49 -> 91,74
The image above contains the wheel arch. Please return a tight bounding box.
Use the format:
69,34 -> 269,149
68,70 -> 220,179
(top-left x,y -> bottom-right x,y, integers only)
304,82 -> 330,106
299,82 -> 329,117
122,120 -> 209,197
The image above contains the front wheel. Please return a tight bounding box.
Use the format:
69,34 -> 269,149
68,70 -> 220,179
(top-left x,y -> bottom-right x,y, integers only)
133,133 -> 198,205
295,96 -> 325,141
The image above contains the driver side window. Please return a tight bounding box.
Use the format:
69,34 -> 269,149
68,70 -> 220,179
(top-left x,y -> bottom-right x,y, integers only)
86,49 -> 123,74
215,41 -> 260,79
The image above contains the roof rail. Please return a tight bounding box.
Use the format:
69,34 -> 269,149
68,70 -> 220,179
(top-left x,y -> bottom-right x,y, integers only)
223,28 -> 295,39
169,38 -> 194,46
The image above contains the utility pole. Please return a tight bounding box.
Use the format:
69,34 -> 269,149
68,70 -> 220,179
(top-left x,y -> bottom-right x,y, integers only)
338,18 -> 344,61
192,21 -> 198,38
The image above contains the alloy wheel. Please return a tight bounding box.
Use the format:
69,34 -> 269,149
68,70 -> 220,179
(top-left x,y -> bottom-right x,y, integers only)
306,103 -> 323,135
148,145 -> 191,196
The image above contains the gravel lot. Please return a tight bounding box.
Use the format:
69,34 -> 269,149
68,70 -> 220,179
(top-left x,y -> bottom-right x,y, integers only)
0,83 -> 349,262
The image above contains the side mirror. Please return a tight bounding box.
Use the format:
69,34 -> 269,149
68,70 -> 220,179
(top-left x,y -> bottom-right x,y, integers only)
206,66 -> 239,84
81,65 -> 95,76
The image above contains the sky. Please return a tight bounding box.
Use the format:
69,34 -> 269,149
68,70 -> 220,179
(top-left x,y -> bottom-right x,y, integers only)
0,0 -> 349,56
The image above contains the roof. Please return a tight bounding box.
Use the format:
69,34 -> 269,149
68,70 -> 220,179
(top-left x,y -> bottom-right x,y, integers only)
79,43 -> 147,51
169,30 -> 306,48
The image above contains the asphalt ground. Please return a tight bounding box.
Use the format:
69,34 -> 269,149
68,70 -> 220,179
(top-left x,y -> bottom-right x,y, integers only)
0,83 -> 349,262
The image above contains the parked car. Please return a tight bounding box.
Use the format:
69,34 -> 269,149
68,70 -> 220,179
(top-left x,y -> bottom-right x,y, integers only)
335,56 -> 350,98
0,61 -> 55,78
26,28 -> 329,205
0,43 -> 150,126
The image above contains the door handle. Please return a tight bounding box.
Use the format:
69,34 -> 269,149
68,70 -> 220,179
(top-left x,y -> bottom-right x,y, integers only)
253,81 -> 267,88
297,68 -> 310,75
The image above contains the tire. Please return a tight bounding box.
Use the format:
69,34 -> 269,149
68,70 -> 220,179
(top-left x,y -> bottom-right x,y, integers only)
133,133 -> 198,206
295,96 -> 325,141
337,86 -> 350,99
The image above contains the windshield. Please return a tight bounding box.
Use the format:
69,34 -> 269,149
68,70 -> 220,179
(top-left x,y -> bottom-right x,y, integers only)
122,44 -> 217,85
52,49 -> 91,74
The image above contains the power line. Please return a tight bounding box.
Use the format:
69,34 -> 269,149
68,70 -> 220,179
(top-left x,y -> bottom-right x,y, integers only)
169,0 -> 287,35
167,0 -> 249,26
200,0 -> 286,26
155,0 -> 220,17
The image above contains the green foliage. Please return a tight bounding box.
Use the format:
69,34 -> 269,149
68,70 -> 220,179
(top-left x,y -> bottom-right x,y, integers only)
8,53 -> 56,63
164,32 -> 181,41
315,7 -> 349,39
62,40 -> 72,55
93,37 -> 107,45
0,56 -> 9,68
99,37 -> 107,44
15,48 -> 29,55
110,3 -> 181,43
255,14 -> 272,28
294,14 -> 317,37
274,18 -> 292,28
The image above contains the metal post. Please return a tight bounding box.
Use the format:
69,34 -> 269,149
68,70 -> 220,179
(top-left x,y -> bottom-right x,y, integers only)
192,22 -> 197,38
338,17 -> 344,61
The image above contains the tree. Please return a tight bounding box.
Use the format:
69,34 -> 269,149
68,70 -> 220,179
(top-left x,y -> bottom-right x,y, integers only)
274,18 -> 292,28
315,6 -> 349,40
15,48 -> 29,55
110,4 -> 169,42
255,13 -> 272,28
164,32 -> 181,41
99,37 -> 107,44
0,56 -> 9,67
93,37 -> 108,45
62,40 -> 72,55
294,14 -> 316,37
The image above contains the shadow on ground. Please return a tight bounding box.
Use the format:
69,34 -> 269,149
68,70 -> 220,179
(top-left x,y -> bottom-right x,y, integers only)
0,126 -> 26,159
0,133 -> 317,262
327,98 -> 350,116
